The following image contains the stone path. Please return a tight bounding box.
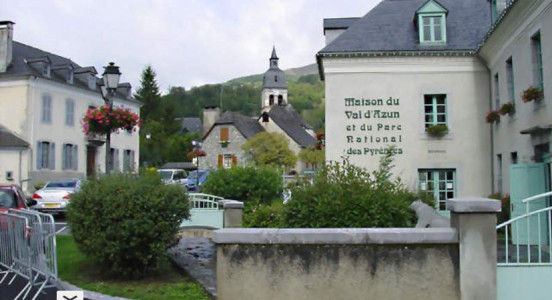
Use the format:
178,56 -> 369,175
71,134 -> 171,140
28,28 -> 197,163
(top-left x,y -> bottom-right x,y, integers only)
168,237 -> 217,298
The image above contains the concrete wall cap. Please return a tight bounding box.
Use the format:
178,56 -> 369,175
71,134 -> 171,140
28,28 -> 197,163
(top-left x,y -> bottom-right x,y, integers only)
446,197 -> 501,213
221,200 -> 244,209
212,228 -> 458,244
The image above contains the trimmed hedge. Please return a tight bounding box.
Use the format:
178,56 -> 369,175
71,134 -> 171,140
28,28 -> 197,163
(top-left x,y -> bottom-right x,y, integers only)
202,165 -> 282,207
67,173 -> 189,278
282,153 -> 419,228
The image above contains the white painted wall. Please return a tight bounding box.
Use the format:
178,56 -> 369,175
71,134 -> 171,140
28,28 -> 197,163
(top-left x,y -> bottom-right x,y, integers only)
479,0 -> 552,194
322,55 -> 492,197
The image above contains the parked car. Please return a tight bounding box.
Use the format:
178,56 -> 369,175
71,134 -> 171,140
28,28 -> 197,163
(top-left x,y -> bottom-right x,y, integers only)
157,168 -> 187,185
0,184 -> 36,212
32,178 -> 82,215
186,170 -> 211,192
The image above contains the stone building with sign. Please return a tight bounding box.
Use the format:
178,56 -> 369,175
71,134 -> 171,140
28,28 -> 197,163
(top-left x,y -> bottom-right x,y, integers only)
0,21 -> 140,191
318,0 -> 493,213
201,48 -> 316,172
318,0 -> 551,213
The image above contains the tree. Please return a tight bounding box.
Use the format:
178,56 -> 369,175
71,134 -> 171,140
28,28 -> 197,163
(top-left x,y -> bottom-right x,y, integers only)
298,146 -> 325,170
134,65 -> 161,122
241,132 -> 297,168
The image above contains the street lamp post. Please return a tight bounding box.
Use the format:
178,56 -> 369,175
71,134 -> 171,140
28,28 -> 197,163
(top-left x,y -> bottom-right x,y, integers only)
100,62 -> 121,174
192,140 -> 202,189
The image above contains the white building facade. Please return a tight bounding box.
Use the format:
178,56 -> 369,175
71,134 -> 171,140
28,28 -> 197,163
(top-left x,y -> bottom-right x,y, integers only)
0,21 -> 140,191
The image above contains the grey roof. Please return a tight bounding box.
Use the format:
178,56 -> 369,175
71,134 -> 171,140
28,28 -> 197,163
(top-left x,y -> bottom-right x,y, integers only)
267,105 -> 315,148
323,17 -> 360,31
180,117 -> 203,135
319,0 -> 491,54
0,124 -> 29,148
160,162 -> 196,170
263,47 -> 287,89
2,41 -> 138,103
213,111 -> 264,139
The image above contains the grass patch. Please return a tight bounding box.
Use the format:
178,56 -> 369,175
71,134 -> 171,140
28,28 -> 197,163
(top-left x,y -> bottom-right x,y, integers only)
56,235 -> 210,300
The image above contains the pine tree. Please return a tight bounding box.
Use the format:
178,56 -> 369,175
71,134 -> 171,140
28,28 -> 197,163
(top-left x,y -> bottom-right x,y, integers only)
134,65 -> 161,122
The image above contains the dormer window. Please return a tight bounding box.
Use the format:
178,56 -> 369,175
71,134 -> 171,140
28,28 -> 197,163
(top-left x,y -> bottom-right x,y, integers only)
416,0 -> 448,44
43,64 -> 51,77
67,69 -> 74,84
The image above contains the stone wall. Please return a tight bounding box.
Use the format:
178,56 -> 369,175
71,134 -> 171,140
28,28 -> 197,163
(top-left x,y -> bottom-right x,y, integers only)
213,198 -> 500,300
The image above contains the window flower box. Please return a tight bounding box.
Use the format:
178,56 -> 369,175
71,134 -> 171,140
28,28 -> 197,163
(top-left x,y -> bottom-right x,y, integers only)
220,141 -> 230,148
485,110 -> 500,124
81,105 -> 141,135
499,102 -> 515,116
521,86 -> 543,103
425,124 -> 448,137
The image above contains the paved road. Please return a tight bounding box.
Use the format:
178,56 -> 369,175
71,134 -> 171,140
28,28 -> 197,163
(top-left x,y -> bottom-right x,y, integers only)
0,213 -> 71,299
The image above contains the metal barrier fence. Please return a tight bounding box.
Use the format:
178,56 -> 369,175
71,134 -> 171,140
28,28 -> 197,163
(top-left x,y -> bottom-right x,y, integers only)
0,209 -> 57,300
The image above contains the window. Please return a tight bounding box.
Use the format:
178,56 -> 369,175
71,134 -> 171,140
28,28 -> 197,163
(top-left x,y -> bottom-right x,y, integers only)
424,94 -> 447,128
65,99 -> 75,126
420,15 -> 445,43
269,95 -> 274,106
223,154 -> 234,169
416,0 -> 447,44
109,148 -> 119,172
42,94 -> 52,123
62,143 -> 78,170
36,141 -> 55,170
123,149 -> 135,172
494,73 -> 500,110
531,32 -> 543,89
505,57 -> 515,104
511,152 -> 518,164
43,64 -> 50,77
220,127 -> 229,141
278,95 -> 284,105
418,169 -> 456,211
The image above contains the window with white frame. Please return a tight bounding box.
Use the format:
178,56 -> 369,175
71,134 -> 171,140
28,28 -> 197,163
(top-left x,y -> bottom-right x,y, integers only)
123,149 -> 135,172
223,154 -> 234,169
65,99 -> 75,126
62,143 -> 78,170
42,94 -> 52,123
418,169 -> 456,211
423,94 -> 447,128
36,141 -> 55,170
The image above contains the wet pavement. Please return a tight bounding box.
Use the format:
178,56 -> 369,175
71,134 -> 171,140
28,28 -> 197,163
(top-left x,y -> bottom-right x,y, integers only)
168,237 -> 217,298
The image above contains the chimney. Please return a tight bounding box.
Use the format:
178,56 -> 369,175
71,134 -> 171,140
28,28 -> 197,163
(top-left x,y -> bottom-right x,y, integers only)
203,106 -> 220,134
0,21 -> 15,73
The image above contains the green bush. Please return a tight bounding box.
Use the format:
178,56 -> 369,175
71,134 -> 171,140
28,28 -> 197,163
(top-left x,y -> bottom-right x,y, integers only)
202,165 -> 282,207
488,192 -> 510,224
244,201 -> 284,228
282,152 -> 418,228
67,173 -> 189,278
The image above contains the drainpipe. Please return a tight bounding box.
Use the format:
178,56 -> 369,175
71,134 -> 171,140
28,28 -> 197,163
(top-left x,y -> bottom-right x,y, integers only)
477,55 -> 495,193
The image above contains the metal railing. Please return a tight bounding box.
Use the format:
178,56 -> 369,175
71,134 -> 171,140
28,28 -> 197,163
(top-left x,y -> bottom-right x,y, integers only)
188,193 -> 224,202
189,198 -> 219,210
0,209 -> 57,300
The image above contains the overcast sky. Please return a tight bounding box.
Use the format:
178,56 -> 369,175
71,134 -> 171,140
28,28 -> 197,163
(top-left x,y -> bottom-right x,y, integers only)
4,0 -> 379,93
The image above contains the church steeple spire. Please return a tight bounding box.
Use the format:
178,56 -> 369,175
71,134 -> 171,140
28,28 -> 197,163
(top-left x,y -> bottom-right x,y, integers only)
270,46 -> 279,68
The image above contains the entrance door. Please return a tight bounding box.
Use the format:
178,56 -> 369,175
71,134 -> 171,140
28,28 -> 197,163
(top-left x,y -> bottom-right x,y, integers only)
87,146 -> 96,177
510,163 -> 548,244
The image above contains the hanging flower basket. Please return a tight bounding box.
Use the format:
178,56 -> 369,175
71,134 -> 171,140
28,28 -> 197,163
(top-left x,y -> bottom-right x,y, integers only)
220,141 -> 230,148
521,86 -> 543,103
187,149 -> 207,160
425,124 -> 448,137
499,102 -> 515,116
81,105 -> 141,135
485,110 -> 500,124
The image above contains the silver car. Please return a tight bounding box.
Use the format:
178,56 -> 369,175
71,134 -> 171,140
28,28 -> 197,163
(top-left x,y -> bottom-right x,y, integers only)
32,178 -> 82,214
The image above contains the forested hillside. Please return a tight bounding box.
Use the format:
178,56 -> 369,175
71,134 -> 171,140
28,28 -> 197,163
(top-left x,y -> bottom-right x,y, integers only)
160,64 -> 325,130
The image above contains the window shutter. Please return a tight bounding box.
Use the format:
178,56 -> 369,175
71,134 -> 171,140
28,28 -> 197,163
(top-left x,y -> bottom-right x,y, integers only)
73,145 -> 78,170
218,154 -> 223,167
49,142 -> 55,170
220,128 -> 229,141
62,144 -> 67,170
232,155 -> 237,166
37,141 -> 42,170
130,151 -> 135,172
